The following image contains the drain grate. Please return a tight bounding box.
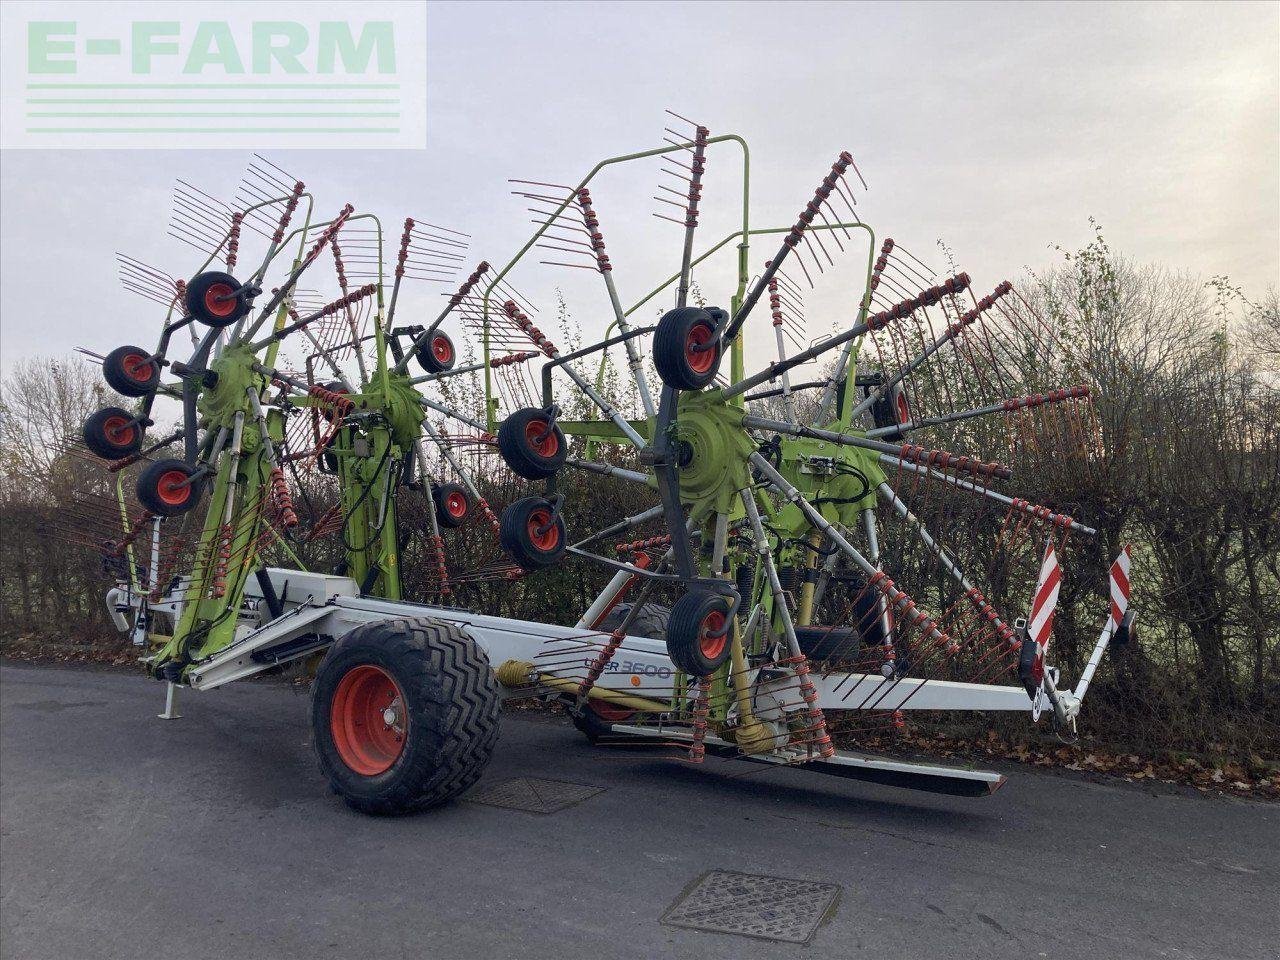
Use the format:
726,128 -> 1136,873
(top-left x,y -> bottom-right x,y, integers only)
661,869 -> 840,944
465,777 -> 605,814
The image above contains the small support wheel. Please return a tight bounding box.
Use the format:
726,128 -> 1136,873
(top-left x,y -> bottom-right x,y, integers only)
415,331 -> 457,374
136,458 -> 202,517
665,590 -> 733,676
311,617 -> 501,815
499,496 -> 566,569
871,382 -> 912,437
82,406 -> 144,460
496,407 -> 567,480
186,270 -> 251,328
653,306 -> 722,390
102,345 -> 161,397
432,482 -> 472,529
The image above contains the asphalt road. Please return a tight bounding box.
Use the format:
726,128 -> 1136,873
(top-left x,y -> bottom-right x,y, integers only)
1,662 -> 1276,960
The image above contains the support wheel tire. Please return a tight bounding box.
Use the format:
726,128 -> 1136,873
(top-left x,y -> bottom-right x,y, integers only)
499,496 -> 565,569
653,306 -> 722,390
665,590 -> 732,676
312,617 -> 501,815
137,458 -> 202,517
416,331 -> 457,374
102,345 -> 161,397
186,270 -> 251,328
433,482 -> 471,529
83,406 -> 144,460
497,407 -> 566,480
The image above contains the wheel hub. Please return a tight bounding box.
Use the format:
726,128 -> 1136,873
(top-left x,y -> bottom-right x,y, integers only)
671,389 -> 756,514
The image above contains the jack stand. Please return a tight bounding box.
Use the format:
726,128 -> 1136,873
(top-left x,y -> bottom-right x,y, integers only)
157,682 -> 182,720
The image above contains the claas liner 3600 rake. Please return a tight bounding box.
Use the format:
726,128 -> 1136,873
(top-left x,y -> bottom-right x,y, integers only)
75,130 -> 1135,814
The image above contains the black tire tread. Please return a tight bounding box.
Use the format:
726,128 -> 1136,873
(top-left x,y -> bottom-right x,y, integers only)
136,458 -> 201,517
312,617 -> 500,815
496,407 -> 567,480
665,590 -> 731,676
102,345 -> 160,397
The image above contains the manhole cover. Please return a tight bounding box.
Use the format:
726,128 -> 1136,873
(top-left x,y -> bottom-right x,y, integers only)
465,777 -> 604,814
661,869 -> 840,944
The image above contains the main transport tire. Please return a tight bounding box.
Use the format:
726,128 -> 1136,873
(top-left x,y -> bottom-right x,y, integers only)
499,496 -> 566,569
653,306 -> 722,390
136,458 -> 202,517
82,406 -> 144,460
102,345 -> 161,397
496,407 -> 567,480
571,699 -> 638,745
312,617 -> 501,815
665,590 -> 733,676
415,331 -> 458,374
186,271 -> 251,328
433,482 -> 471,529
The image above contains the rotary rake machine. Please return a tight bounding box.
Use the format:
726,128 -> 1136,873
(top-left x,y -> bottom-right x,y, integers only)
73,159 -> 561,809
474,115 -> 1137,795
70,126 -> 1134,815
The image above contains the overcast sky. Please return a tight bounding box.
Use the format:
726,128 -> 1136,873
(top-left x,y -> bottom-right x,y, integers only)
1,0 -> 1277,375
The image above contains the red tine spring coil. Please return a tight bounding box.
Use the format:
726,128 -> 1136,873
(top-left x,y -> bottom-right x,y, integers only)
396,218 -> 414,279
775,654 -> 835,757
430,533 -> 450,597
896,443 -> 1010,480
575,190 -> 612,273
272,182 -> 305,245
503,301 -> 557,357
615,534 -> 670,555
226,212 -> 243,271
1003,384 -> 1090,411
1009,497 -> 1074,532
785,151 -> 854,249
965,587 -> 1017,646
476,497 -> 501,536
268,468 -> 298,529
449,261 -> 490,307
950,280 -> 1013,335
490,351 -> 538,368
210,523 -> 233,598
308,383 -> 354,415
579,630 -> 626,699
867,274 -> 972,331
688,678 -> 711,763
303,204 -> 354,265
868,571 -> 958,655
869,238 -> 894,292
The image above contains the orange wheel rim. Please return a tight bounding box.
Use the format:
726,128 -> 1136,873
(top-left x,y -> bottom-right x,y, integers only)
204,282 -> 237,318
103,415 -> 135,446
895,391 -> 911,425
527,508 -> 559,551
155,470 -> 191,506
123,354 -> 152,383
431,335 -> 453,363
446,492 -> 467,518
330,664 -> 407,776
698,610 -> 728,661
684,322 -> 716,374
524,419 -> 559,457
